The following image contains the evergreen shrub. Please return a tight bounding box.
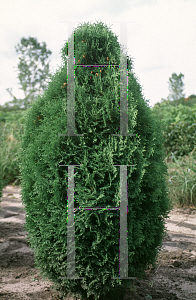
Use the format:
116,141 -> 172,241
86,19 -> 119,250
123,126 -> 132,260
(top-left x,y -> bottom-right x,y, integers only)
17,20 -> 173,300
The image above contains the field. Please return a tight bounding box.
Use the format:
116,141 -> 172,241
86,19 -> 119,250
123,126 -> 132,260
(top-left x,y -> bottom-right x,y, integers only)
0,106 -> 196,299
0,184 -> 196,300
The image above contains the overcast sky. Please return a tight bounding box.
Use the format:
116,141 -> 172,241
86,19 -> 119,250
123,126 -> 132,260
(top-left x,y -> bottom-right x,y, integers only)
0,0 -> 196,109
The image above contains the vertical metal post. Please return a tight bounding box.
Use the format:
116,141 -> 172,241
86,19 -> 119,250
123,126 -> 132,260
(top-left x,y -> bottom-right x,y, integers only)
58,22 -> 84,280
58,22 -> 84,138
111,22 -> 136,279
111,165 -> 136,279
65,164 -> 84,279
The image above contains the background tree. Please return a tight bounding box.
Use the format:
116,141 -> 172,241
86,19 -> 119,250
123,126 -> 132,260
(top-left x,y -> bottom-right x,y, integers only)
1,36 -> 53,112
166,72 -> 185,106
155,72 -> 186,109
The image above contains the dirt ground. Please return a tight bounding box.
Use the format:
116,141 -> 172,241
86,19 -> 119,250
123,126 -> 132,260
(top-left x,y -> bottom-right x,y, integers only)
0,185 -> 196,300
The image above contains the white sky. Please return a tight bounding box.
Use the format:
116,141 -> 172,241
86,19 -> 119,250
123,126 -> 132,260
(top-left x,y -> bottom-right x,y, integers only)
0,0 -> 196,109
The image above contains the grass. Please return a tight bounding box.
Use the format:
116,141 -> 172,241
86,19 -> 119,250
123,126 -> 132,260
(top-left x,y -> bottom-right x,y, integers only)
0,119 -> 196,208
164,146 -> 196,208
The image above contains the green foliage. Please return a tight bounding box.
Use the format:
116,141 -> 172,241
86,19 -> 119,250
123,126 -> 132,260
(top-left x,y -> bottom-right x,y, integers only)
159,95 -> 196,109
0,166 -> 3,202
0,109 -> 28,187
17,20 -> 172,300
0,109 -> 26,124
151,102 -> 196,161
0,102 -> 28,113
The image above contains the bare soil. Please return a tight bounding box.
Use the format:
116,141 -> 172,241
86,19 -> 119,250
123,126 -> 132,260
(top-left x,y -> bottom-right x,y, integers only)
0,185 -> 196,300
